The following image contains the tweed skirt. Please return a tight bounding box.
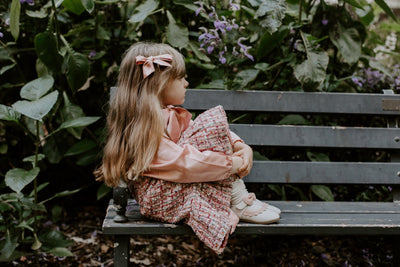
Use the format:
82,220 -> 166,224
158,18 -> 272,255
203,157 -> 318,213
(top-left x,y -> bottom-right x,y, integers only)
130,106 -> 235,254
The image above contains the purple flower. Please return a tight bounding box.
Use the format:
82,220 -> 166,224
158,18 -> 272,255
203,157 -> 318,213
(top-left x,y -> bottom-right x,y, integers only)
229,0 -> 240,11
219,51 -> 226,64
237,37 -> 254,61
194,1 -> 204,16
20,0 -> 34,5
322,19 -> 328,26
0,32 -> 3,38
5,18 -> 10,26
89,51 -> 97,58
207,45 -> 214,54
352,77 -> 363,87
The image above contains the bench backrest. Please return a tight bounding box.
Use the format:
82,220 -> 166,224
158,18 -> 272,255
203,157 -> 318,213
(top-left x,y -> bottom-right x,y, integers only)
182,89 -> 400,201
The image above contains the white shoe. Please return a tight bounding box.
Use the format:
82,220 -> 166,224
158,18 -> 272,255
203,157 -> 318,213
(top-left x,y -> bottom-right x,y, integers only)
231,193 -> 280,224
231,179 -> 280,224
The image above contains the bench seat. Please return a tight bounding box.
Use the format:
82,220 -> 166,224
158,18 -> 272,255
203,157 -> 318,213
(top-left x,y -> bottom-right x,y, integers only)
103,199 -> 400,236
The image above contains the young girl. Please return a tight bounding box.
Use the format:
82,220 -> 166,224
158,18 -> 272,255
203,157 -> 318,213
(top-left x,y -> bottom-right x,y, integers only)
95,42 -> 280,254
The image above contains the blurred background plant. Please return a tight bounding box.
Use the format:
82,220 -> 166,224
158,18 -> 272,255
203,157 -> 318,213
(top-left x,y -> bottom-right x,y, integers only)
0,0 -> 398,263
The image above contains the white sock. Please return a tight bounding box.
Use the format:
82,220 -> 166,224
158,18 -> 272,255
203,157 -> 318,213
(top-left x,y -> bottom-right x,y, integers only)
231,179 -> 249,206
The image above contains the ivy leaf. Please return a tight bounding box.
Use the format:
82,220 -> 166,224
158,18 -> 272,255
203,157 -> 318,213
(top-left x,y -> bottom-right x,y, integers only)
20,75 -> 54,101
1,63 -> 17,75
306,152 -> 330,162
5,167 -> 40,193
81,0 -> 95,13
48,247 -> 73,257
66,52 -> 90,93
166,11 -> 189,49
12,91 -> 59,121
62,0 -> 85,15
311,185 -> 334,201
58,116 -> 100,130
129,0 -> 159,23
329,25 -> 361,65
35,32 -> 63,73
61,92 -> 85,139
0,230 -> 19,259
293,50 -> 329,91
0,104 -> 20,122
10,0 -> 21,41
278,115 -> 310,125
39,230 -> 73,251
233,69 -> 260,90
64,139 -> 96,156
256,0 -> 286,34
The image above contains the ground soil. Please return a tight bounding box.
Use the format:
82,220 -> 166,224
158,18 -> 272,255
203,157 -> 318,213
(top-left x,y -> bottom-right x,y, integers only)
7,204 -> 396,266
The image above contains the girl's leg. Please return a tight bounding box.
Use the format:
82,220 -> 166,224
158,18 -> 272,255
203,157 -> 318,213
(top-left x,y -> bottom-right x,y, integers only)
231,178 -> 281,224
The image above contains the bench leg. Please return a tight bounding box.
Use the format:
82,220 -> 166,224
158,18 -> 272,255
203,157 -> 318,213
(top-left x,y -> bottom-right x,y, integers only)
114,235 -> 130,267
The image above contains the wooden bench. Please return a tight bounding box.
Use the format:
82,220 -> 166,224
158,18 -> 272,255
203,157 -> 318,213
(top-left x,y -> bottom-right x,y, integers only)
102,89 -> 400,266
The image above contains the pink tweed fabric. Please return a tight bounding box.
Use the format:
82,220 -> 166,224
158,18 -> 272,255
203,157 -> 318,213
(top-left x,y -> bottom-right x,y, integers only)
130,106 -> 236,254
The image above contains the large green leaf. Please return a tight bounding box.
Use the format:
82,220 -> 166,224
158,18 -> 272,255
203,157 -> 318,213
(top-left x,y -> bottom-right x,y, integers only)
375,0 -> 397,22
0,231 -> 19,260
5,167 -> 40,193
329,25 -> 361,65
0,104 -> 20,122
257,27 -> 289,59
311,185 -> 334,201
64,139 -> 96,156
43,135 -> 64,164
129,0 -> 159,23
48,247 -> 73,257
293,51 -> 329,91
0,63 -> 17,75
81,0 -> 94,13
61,92 -> 85,139
34,32 -> 63,73
233,69 -> 260,90
20,75 -> 54,101
58,116 -> 100,130
39,230 -> 73,251
62,0 -> 85,15
10,0 -> 20,41
12,91 -> 59,121
166,11 -> 189,49
256,0 -> 286,34
66,52 -> 90,92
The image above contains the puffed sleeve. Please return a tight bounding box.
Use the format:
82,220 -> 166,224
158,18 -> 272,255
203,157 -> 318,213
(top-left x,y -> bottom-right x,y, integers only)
142,136 -> 233,183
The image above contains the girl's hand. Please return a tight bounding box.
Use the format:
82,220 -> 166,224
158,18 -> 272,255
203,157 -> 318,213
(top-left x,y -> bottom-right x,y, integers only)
232,142 -> 253,178
231,156 -> 243,175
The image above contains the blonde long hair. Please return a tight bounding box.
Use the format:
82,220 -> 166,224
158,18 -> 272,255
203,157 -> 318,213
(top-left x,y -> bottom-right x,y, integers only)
95,42 -> 186,187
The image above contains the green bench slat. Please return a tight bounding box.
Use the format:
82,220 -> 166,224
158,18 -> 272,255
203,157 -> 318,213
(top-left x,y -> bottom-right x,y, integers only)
230,124 -> 400,149
246,161 -> 400,184
103,201 -> 400,236
183,89 -> 400,115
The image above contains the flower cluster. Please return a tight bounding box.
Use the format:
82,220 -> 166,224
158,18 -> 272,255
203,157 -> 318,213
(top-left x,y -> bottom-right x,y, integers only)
352,65 -> 400,91
374,32 -> 397,61
194,0 -> 254,64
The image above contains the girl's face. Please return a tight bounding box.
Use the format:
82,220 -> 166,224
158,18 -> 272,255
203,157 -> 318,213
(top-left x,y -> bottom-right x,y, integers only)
161,76 -> 189,106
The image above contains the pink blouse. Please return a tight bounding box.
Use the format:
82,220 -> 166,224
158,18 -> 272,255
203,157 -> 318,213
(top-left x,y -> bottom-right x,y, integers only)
142,106 -> 243,183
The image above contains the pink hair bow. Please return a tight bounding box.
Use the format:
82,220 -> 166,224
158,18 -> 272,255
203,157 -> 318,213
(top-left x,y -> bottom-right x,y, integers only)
135,54 -> 173,78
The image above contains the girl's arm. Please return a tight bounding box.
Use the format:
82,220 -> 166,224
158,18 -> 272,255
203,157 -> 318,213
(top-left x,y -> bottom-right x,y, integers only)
143,137 -> 242,183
